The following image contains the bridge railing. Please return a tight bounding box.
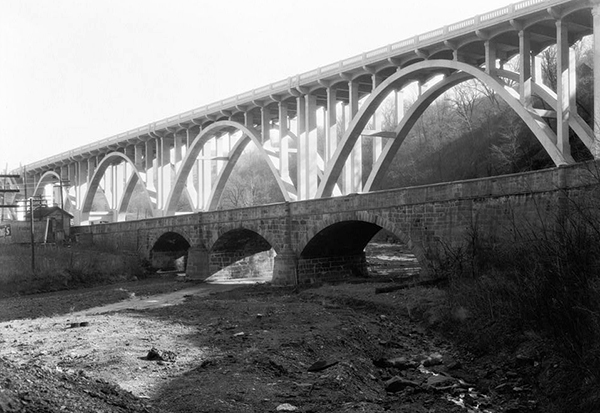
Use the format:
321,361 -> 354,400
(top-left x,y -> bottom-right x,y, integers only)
21,0 -> 566,173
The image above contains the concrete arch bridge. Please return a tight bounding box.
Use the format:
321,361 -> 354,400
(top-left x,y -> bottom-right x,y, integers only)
12,0 -> 600,227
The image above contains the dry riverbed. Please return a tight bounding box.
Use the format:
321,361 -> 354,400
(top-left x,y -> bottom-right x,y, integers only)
0,272 -> 544,413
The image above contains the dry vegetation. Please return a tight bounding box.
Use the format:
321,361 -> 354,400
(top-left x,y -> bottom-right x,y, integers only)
0,244 -> 147,297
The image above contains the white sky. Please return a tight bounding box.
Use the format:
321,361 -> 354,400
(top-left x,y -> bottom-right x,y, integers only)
0,0 -> 515,172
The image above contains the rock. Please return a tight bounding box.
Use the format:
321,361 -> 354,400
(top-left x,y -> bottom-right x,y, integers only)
384,376 -> 420,393
276,403 -> 298,411
307,359 -> 338,372
145,347 -> 177,362
426,374 -> 455,387
422,353 -> 443,367
0,390 -> 21,413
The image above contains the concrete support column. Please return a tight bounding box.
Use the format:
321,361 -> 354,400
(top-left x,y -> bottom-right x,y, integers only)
261,106 -> 270,144
533,54 -> 543,84
244,110 -> 254,128
395,89 -> 405,125
114,161 -> 127,215
325,87 -> 337,162
278,101 -> 292,184
124,146 -> 135,161
297,94 -> 318,200
145,138 -> 158,209
134,144 -> 144,169
556,19 -> 572,158
592,2 -> 600,157
66,163 -> 75,211
295,95 -> 306,199
518,30 -> 532,104
484,40 -> 497,75
174,132 -> 184,173
87,158 -> 96,184
101,164 -> 115,214
345,79 -> 362,193
306,94 -> 318,199
158,137 -> 173,211
202,139 -> 214,210
371,73 -> 383,162
77,160 -> 88,210
215,134 -> 227,176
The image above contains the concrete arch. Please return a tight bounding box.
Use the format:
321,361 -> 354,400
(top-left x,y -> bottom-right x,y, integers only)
33,171 -> 76,212
298,210 -> 427,270
33,171 -> 61,196
164,120 -> 292,215
81,152 -> 153,222
117,172 -> 156,221
317,59 -> 572,198
365,71 -> 472,192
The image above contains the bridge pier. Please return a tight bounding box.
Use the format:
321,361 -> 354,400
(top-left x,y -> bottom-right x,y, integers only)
186,245 -> 210,280
272,249 -> 298,286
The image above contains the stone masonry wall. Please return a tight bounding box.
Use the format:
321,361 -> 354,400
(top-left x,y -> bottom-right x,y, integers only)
297,253 -> 368,284
69,162 -> 600,284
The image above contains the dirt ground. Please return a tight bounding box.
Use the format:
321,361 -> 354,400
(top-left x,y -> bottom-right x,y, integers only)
0,245 -> 543,413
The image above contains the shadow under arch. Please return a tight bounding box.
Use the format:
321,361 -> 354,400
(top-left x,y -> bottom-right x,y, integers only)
150,231 -> 191,271
298,212 -> 428,282
317,59 -> 573,198
81,152 -> 153,223
207,227 -> 275,280
164,120 -> 292,215
300,211 -> 426,267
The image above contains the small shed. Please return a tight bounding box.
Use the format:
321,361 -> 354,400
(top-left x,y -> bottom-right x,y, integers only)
26,206 -> 73,242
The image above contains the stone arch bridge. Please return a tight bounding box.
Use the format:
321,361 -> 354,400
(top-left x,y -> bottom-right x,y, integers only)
71,162 -> 598,285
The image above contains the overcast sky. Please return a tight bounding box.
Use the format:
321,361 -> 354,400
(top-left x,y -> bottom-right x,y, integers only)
1,0 -> 515,172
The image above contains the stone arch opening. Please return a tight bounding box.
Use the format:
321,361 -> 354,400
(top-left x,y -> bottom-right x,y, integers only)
299,220 -> 420,284
150,231 -> 191,271
206,228 -> 275,282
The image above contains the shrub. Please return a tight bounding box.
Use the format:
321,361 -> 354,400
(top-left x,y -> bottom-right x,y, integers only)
440,204 -> 600,412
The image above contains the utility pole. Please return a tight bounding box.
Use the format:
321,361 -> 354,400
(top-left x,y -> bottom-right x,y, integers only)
30,197 -> 35,272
